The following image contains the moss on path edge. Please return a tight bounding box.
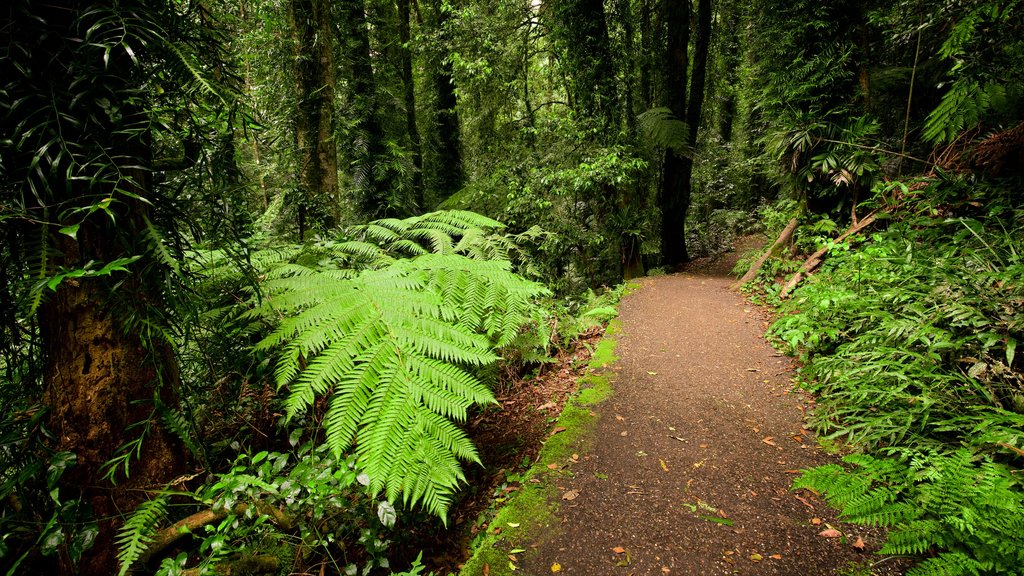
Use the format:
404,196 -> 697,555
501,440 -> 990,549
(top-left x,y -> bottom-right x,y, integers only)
457,320 -> 622,576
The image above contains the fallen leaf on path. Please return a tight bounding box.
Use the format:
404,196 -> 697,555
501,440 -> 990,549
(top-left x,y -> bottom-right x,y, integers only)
699,515 -> 734,526
594,472 -> 608,480
852,537 -> 866,550
661,567 -> 671,573
508,524 -> 521,529
647,371 -> 658,375
615,414 -> 625,421
620,431 -> 629,436
783,469 -> 801,474
660,459 -> 669,472
818,528 -> 843,538
810,518 -> 822,525
791,435 -> 804,443
762,437 -> 776,447
562,490 -> 579,501
750,553 -> 763,562
770,554 -> 782,560
693,459 -> 705,469
615,552 -> 632,567
612,546 -> 626,554
794,494 -> 815,509
669,435 -> 686,443
571,453 -> 579,461
550,427 -> 567,436
746,368 -> 759,372
483,564 -> 489,576
551,563 -> 561,573
547,463 -> 559,470
538,402 -> 556,411
509,561 -> 517,571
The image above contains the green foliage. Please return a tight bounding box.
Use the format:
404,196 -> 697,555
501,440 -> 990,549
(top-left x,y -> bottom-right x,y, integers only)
192,211 -> 551,519
775,177 -> 1024,573
116,493 -> 170,576
796,450 -> 1024,576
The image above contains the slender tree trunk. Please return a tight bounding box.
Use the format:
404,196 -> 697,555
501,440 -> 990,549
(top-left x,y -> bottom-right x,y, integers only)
290,0 -> 340,233
716,0 -> 740,143
398,0 -> 425,211
342,0 -> 394,217
659,0 -> 690,266
549,0 -> 618,129
429,0 -> 464,203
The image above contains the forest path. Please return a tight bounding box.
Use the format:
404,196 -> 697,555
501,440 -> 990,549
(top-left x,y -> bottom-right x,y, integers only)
518,244 -> 887,575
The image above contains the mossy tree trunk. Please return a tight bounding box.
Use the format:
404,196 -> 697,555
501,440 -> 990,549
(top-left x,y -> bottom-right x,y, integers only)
290,0 -> 340,236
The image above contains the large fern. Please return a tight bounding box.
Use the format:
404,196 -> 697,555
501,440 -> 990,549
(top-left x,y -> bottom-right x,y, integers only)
252,253 -> 549,517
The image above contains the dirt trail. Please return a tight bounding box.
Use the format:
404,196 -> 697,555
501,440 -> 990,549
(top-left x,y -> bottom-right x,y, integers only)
518,247 -> 891,575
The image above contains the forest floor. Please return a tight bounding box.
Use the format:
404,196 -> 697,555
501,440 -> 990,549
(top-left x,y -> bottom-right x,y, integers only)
419,238 -> 909,576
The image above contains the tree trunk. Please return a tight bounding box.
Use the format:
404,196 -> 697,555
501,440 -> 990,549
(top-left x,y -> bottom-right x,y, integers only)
290,0 -> 340,233
398,0 -> 425,211
429,0 -> 464,203
0,2 -> 199,572
658,0 -> 690,267
549,0 -> 618,129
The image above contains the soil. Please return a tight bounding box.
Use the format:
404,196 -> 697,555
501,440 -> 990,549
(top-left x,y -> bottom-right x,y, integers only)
416,237 -> 909,575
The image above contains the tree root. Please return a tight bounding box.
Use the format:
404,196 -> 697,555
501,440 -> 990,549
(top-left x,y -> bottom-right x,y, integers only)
139,502 -> 294,566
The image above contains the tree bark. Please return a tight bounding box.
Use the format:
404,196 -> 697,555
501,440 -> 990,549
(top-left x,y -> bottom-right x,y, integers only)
290,0 -> 340,234
398,0 -> 425,211
342,0 -> 395,217
658,0 -> 690,267
2,3 -> 192,573
429,0 -> 464,203
660,0 -> 712,267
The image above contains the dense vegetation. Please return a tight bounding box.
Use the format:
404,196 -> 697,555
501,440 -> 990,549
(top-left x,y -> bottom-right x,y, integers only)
1,0 -> 1021,574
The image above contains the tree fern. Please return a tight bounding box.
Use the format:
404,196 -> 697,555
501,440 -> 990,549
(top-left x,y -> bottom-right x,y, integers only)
253,252 -> 549,518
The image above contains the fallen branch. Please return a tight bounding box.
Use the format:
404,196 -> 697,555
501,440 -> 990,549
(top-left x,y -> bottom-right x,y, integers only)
779,212 -> 880,299
182,554 -> 280,576
732,218 -> 799,289
139,502 -> 294,566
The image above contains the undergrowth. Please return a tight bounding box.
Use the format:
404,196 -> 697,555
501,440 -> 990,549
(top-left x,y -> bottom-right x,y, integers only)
768,176 -> 1024,575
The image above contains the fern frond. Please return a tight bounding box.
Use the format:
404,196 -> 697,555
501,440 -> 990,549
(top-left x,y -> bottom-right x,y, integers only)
256,253 -> 546,517
116,493 -> 170,576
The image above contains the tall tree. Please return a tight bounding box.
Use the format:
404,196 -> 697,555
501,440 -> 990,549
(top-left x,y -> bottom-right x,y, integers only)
658,0 -> 691,266
0,0 -> 229,572
659,0 -> 711,266
290,0 -> 341,235
342,0 -> 394,217
549,0 -> 618,129
398,0 -> 425,210
428,0 -> 465,203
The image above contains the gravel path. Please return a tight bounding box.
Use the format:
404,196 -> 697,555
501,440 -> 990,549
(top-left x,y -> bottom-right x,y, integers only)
518,251 -> 895,575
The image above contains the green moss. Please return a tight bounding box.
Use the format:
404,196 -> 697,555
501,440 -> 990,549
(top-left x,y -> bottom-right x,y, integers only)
457,321 -> 622,576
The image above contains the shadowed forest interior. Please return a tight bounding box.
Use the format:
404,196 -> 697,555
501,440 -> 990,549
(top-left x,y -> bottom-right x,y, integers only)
1,0 -> 1022,574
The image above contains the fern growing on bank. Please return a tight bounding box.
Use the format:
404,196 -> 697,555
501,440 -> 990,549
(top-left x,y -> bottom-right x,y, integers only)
252,253 -> 548,517
188,212 -> 552,518
772,178 -> 1024,574
115,493 -> 170,576
796,450 -> 1024,576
